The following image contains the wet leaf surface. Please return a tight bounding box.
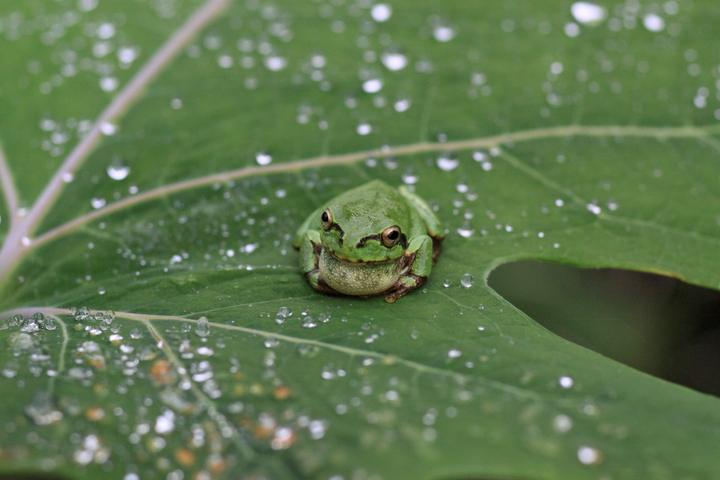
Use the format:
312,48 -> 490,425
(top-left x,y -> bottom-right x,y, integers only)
2,0 -> 720,479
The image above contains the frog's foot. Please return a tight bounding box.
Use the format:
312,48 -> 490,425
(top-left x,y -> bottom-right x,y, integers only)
384,274 -> 427,303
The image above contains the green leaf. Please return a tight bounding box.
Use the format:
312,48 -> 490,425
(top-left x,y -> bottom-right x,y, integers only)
1,0 -> 720,479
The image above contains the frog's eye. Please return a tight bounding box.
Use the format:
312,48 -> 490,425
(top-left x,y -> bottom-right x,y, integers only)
321,209 -> 333,231
381,226 -> 402,248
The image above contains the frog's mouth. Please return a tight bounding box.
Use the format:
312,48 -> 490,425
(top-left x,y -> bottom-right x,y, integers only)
324,246 -> 399,265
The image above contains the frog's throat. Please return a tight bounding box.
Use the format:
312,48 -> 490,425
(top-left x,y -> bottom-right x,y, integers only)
319,248 -> 403,296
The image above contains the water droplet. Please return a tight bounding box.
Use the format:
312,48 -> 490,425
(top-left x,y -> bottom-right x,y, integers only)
44,317 -> 57,331
448,349 -> 462,358
558,375 -> 574,388
553,414 -> 573,433
470,71 -> 486,86
356,123 -> 373,135
643,13 -> 665,32
107,158 -> 130,180
381,51 -> 408,71
393,95 -> 411,112
302,316 -> 317,328
195,317 -> 210,337
442,279 -> 451,287
586,203 -> 601,215
10,332 -> 36,354
457,221 -> 475,238
570,2 -> 607,25
401,168 -> 419,185
436,152 -> 459,171
100,122 -> 117,135
577,446 -> 602,465
25,391 -> 63,425
371,4 -> 392,22
264,55 -> 288,71
264,336 -> 280,348
433,24 -> 456,42
255,151 -> 272,165
75,306 -> 91,321
362,78 -> 383,93
460,273 -> 474,288
91,198 -> 106,209
99,77 -> 119,92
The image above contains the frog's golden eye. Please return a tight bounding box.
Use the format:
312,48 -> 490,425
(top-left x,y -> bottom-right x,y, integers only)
381,226 -> 402,248
321,209 -> 333,231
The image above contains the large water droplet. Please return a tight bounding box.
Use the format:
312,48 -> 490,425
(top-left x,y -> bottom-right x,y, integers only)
460,273 -> 474,288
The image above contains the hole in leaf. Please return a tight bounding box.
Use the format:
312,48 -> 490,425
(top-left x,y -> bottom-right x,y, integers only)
488,261 -> 720,397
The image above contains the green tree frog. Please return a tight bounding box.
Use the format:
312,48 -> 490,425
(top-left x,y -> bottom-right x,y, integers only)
294,180 -> 443,302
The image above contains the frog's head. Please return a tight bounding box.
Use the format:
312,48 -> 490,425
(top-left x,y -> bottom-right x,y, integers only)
319,198 -> 409,264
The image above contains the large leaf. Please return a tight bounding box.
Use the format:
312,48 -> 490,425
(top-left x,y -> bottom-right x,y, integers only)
1,0 -> 720,478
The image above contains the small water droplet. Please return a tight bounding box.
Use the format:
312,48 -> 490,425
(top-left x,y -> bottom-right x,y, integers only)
44,317 -> 57,331
457,221 -> 475,238
25,391 -> 63,425
264,55 -> 287,71
75,306 -> 91,321
264,335 -> 280,348
362,78 -> 383,93
433,24 -> 456,42
381,51 -> 408,71
460,273 -> 474,288
442,279 -> 451,287
401,168 -> 419,184
91,198 -> 106,209
436,152 -> 459,171
302,316 -> 317,328
393,95 -> 411,112
195,317 -> 210,337
586,203 -> 601,215
100,122 -> 117,135
448,349 -> 462,358
570,2 -> 607,25
107,158 -> 130,180
371,3 -> 392,22
558,375 -> 574,388
255,151 -> 272,165
553,414 -> 573,433
356,123 -> 373,135
577,446 -> 602,465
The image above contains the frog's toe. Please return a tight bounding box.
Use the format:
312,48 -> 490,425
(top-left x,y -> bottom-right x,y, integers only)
384,274 -> 426,302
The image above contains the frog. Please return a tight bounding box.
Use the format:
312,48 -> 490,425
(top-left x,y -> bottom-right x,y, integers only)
294,179 -> 443,302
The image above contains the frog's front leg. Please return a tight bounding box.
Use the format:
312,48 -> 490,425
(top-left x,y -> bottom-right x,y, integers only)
299,230 -> 343,296
385,234 -> 434,303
